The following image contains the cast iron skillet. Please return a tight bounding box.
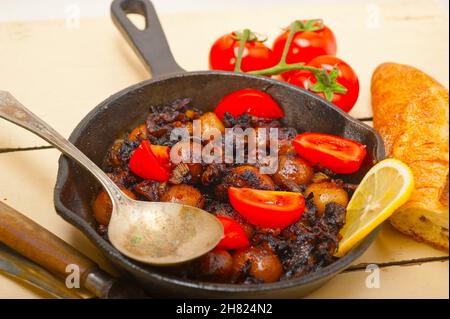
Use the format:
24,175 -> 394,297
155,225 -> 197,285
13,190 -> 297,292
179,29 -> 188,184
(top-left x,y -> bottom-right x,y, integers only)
54,0 -> 385,298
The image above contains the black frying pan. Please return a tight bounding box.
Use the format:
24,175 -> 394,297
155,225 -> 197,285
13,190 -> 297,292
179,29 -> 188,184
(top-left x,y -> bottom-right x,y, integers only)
54,0 -> 385,298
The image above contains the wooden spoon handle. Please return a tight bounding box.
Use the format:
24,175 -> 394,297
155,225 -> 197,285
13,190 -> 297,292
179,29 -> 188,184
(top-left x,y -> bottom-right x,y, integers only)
0,200 -> 96,281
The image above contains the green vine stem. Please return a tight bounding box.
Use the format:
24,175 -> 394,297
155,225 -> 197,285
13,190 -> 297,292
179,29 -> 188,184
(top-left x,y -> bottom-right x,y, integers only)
233,29 -> 251,72
232,19 -> 349,102
249,20 -> 327,78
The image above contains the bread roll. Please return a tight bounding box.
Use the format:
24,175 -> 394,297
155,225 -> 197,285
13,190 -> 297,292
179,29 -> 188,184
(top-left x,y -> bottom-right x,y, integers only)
371,63 -> 449,251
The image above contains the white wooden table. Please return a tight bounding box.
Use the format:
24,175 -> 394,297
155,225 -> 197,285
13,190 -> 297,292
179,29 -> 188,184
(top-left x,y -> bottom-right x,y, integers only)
0,0 -> 448,298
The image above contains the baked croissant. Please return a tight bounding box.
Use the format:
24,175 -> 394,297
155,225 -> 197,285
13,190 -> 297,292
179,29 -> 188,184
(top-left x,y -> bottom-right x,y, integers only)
371,62 -> 449,251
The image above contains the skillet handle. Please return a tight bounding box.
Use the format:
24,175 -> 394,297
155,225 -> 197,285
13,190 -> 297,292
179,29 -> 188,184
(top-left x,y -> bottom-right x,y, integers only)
111,0 -> 185,77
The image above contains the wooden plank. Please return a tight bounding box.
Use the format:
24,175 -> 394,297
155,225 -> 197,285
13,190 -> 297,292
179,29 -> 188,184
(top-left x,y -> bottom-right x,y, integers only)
308,260 -> 449,299
0,18 -> 147,150
0,0 -> 448,150
354,222 -> 448,265
0,150 -> 114,274
0,148 -> 448,298
0,0 -> 448,299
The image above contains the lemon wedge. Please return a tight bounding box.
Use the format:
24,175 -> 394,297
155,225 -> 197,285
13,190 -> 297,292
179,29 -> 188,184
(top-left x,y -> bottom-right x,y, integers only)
335,159 -> 414,257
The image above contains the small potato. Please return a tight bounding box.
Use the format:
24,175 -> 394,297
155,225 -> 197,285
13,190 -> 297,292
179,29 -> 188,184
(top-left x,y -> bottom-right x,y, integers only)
232,247 -> 282,283
198,249 -> 233,282
271,128 -> 297,155
128,124 -> 148,142
216,165 -> 276,199
170,140 -> 201,164
93,189 -> 136,225
185,109 -> 198,119
311,172 -> 331,184
160,184 -> 204,208
134,180 -> 168,201
200,112 -> 225,137
105,139 -> 124,167
229,165 -> 276,189
171,121 -> 194,136
277,139 -> 296,155
184,121 -> 194,136
305,182 -> 349,215
169,140 -> 204,184
272,155 -> 314,187
186,163 -> 203,184
170,163 -> 204,185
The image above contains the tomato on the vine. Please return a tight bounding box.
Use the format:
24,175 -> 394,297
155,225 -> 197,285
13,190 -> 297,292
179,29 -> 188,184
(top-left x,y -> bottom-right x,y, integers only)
273,20 -> 337,79
287,55 -> 359,113
209,31 -> 276,72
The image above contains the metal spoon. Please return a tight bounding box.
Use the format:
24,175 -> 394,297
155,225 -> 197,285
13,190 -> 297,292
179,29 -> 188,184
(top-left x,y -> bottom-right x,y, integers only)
0,91 -> 223,266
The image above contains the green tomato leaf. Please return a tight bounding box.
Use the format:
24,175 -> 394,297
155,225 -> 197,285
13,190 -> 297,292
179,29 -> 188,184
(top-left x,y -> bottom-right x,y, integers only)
310,82 -> 327,93
304,19 -> 315,30
332,83 -> 348,94
324,89 -> 334,101
329,66 -> 339,82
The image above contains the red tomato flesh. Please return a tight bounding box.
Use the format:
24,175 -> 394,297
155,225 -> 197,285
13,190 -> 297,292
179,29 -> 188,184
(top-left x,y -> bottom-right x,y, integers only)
215,216 -> 250,250
214,89 -> 284,120
150,144 -> 171,171
129,140 -> 171,182
287,55 -> 360,113
273,21 -> 337,80
293,132 -> 367,174
228,187 -> 305,229
209,33 -> 276,72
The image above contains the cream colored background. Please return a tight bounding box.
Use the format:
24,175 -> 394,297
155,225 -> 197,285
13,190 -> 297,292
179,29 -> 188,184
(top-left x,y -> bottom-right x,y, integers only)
0,0 -> 448,298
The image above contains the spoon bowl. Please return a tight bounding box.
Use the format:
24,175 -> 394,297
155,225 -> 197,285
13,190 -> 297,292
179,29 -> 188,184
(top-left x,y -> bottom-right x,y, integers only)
108,200 -> 223,265
0,90 -> 223,266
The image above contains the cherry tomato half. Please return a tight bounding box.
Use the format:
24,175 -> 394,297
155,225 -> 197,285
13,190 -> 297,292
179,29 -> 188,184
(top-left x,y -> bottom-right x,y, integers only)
273,20 -> 337,79
214,89 -> 284,120
129,140 -> 171,182
215,216 -> 250,250
228,187 -> 305,229
149,144 -> 171,171
292,132 -> 367,174
287,55 -> 359,113
209,33 -> 276,72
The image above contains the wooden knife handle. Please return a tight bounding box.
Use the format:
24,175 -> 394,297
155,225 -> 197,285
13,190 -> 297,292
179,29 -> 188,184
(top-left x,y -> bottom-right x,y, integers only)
0,200 -> 97,282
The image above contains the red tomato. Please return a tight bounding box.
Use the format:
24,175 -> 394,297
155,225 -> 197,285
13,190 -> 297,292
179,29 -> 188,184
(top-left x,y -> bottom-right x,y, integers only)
209,33 -> 276,72
214,89 -> 284,120
293,132 -> 367,174
273,20 -> 337,79
215,216 -> 250,250
149,144 -> 171,171
129,140 -> 171,182
228,187 -> 305,229
288,55 -> 359,113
